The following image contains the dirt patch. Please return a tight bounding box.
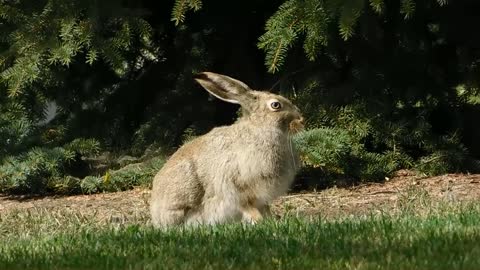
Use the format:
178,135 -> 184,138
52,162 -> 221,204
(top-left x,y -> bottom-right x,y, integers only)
1,172 -> 480,223
273,173 -> 480,218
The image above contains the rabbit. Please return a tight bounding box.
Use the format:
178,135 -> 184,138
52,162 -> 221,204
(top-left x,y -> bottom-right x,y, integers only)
150,72 -> 304,227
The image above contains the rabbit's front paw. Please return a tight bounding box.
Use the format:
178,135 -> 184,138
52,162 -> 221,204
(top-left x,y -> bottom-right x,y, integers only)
241,206 -> 263,225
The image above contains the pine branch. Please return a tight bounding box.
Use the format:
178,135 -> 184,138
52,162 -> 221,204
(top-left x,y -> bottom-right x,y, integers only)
171,0 -> 203,26
302,0 -> 330,60
338,0 -> 364,41
2,54 -> 43,97
258,0 -> 303,73
0,4 -> 27,23
0,1 -> 154,94
369,0 -> 384,14
400,0 -> 416,19
436,0 -> 448,7
259,0 -> 451,74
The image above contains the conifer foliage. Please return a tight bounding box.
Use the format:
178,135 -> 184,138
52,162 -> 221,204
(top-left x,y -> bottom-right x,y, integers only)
264,0 -> 480,181
258,0 -> 450,72
1,0 -> 479,194
0,0 -> 156,194
171,0 -> 203,25
1,0 -> 154,97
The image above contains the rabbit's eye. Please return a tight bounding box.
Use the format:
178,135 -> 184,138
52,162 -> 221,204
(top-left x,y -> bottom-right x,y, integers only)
270,101 -> 282,110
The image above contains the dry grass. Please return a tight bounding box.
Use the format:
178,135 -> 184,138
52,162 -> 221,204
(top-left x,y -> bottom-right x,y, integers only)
1,173 -> 480,269
1,172 -> 480,224
274,172 -> 480,218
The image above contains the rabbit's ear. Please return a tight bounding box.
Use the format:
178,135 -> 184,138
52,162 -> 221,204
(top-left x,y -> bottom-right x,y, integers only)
194,72 -> 252,104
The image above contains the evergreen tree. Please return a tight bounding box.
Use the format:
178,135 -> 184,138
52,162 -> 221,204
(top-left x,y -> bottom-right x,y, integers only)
0,0 -> 157,193
256,0 -> 480,181
2,0 -> 480,194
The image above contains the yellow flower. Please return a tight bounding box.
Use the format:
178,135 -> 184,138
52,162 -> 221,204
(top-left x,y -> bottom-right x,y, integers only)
103,171 -> 111,184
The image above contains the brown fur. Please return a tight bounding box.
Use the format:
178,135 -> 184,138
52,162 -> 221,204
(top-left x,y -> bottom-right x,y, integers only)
150,72 -> 304,227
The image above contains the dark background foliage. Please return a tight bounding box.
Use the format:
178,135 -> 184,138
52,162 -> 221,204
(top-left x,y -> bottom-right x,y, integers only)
1,0 -> 479,194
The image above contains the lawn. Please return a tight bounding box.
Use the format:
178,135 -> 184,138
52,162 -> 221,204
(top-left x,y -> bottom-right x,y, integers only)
1,202 -> 479,270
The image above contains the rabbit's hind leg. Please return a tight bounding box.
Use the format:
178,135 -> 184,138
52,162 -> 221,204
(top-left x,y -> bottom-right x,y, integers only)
150,201 -> 186,228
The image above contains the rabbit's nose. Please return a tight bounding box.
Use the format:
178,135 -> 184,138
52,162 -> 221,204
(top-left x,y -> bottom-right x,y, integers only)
298,117 -> 305,124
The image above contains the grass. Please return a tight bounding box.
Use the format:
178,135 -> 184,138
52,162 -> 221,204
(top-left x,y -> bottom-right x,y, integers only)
1,202 -> 480,270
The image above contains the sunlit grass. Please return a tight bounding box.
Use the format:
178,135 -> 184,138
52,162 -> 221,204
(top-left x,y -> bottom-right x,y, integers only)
1,202 -> 479,270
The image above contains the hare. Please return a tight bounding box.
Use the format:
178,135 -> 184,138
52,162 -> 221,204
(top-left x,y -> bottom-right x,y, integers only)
150,72 -> 304,227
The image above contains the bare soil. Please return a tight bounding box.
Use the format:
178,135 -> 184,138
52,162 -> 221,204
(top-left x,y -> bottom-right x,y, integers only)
1,171 -> 480,223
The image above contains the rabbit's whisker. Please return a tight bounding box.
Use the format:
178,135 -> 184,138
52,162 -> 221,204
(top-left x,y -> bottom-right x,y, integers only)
288,132 -> 297,171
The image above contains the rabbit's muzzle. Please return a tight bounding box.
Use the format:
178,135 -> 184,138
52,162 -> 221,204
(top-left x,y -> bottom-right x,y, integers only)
289,116 -> 305,134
